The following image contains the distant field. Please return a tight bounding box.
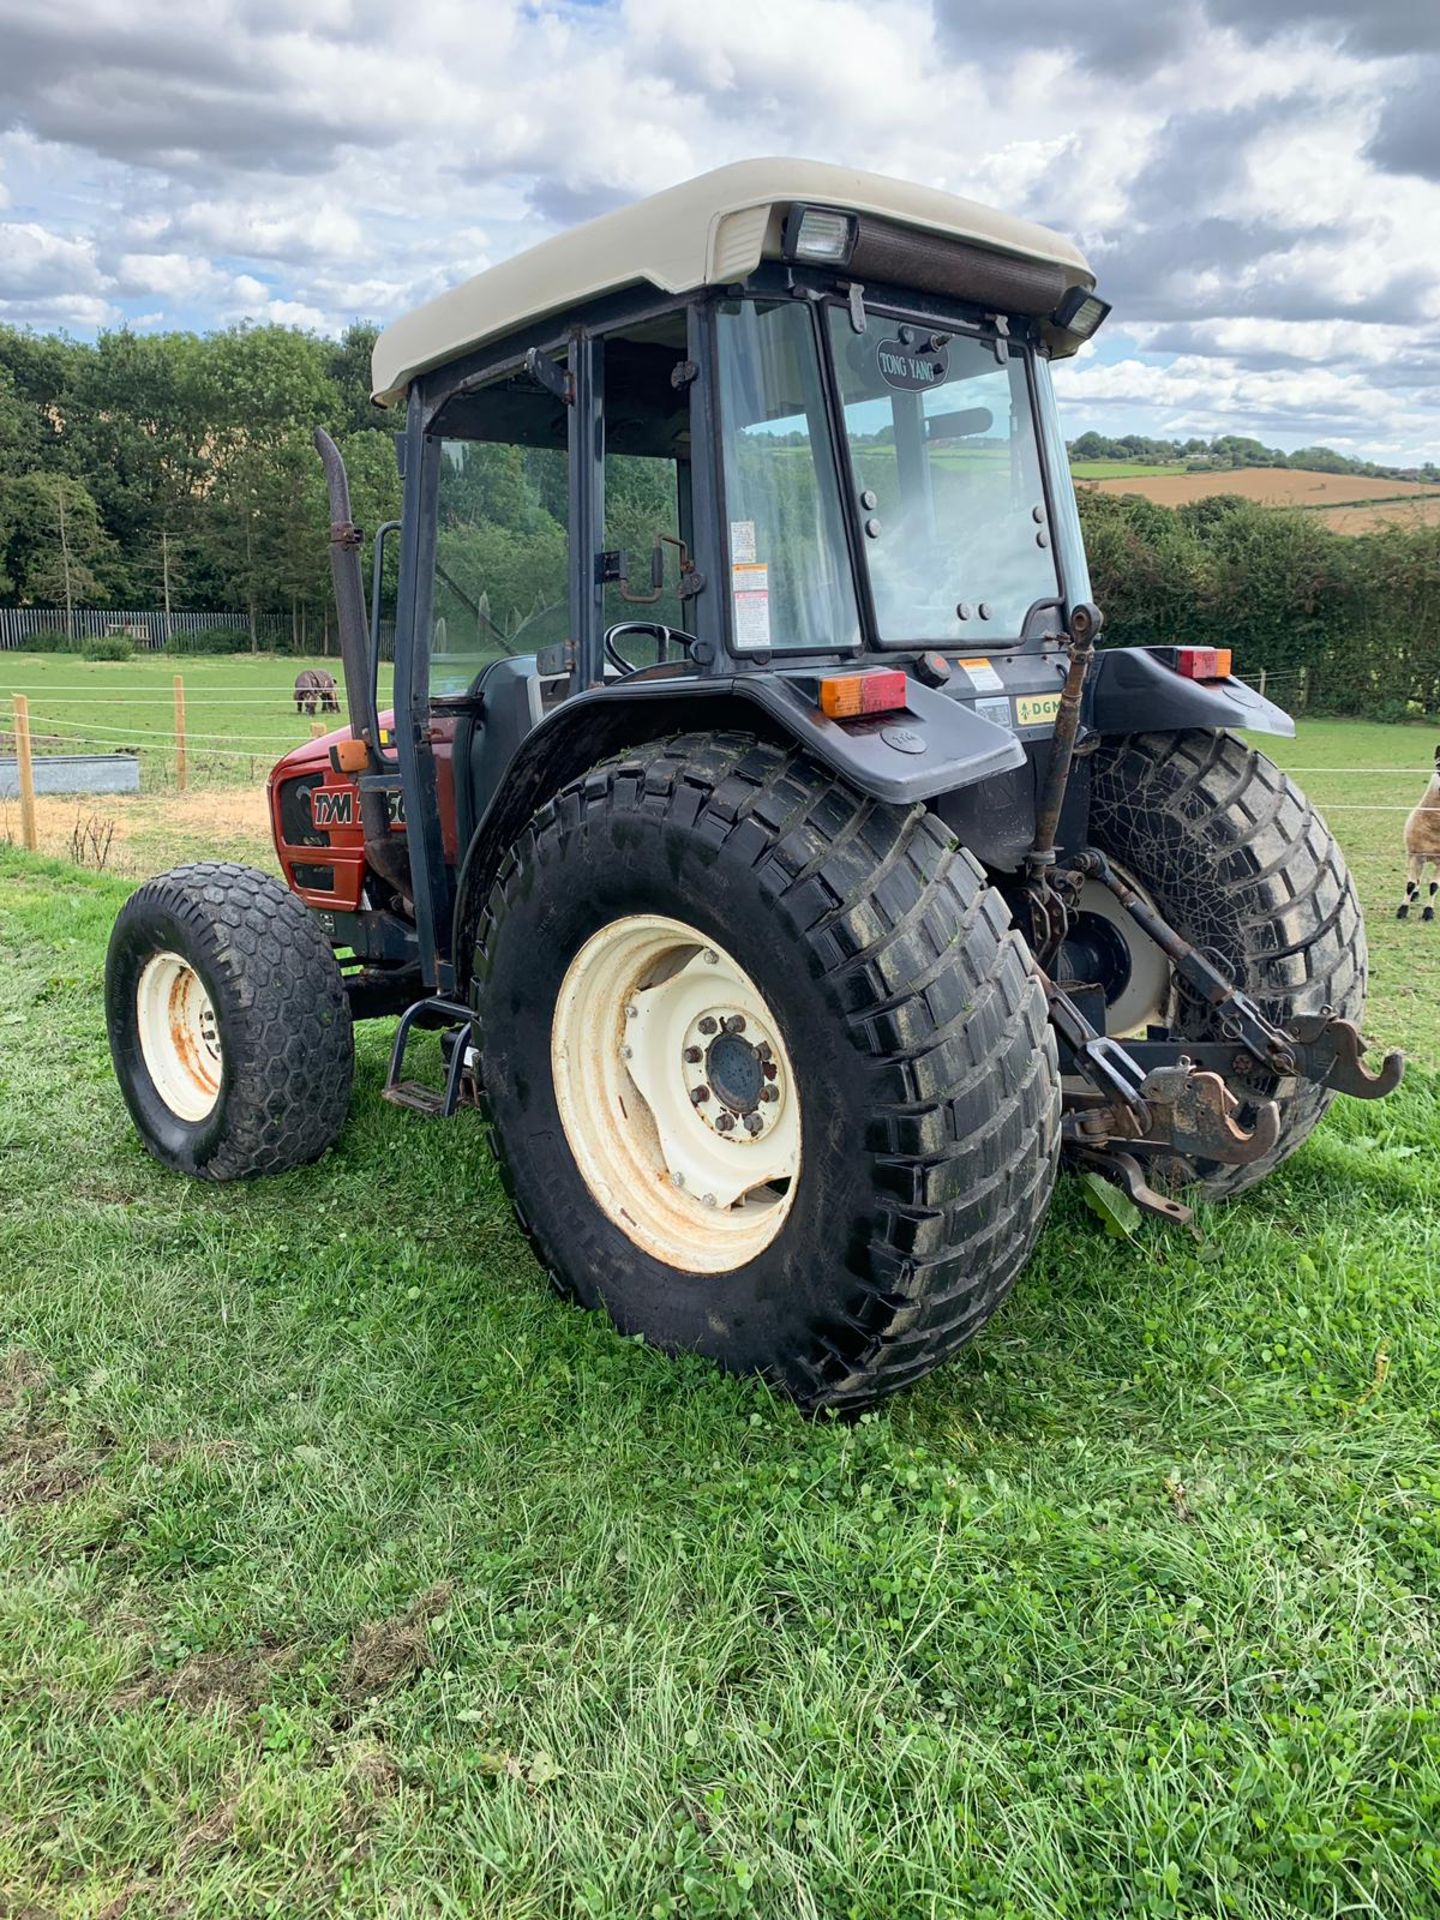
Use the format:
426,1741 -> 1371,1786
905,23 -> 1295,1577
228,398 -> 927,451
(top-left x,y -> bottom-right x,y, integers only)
1068,459 -> 1189,479
1307,496 -> 1440,534
1077,466 -> 1440,516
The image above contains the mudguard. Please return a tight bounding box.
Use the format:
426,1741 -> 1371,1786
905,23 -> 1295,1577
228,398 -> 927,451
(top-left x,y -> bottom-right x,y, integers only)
1088,646 -> 1295,738
450,666 -> 1023,982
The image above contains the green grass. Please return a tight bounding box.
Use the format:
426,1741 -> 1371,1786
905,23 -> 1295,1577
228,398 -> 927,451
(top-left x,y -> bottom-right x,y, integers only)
4,765 -> 1440,1911
0,651 -> 395,792
1263,718 -> 1440,1067
1069,461 -> 1191,480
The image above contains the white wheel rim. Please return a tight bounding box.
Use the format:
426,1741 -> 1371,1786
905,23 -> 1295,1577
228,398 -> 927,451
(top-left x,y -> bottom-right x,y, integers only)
551,915 -> 801,1274
1075,871 -> 1173,1037
136,951 -> 223,1122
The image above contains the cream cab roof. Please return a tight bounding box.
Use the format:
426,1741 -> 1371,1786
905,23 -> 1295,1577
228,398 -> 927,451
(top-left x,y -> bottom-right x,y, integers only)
371,157 -> 1094,406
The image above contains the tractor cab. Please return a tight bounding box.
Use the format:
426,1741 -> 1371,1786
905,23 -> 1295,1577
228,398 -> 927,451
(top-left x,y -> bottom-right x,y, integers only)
274,160 -> 1122,1001
115,160 -> 1401,1413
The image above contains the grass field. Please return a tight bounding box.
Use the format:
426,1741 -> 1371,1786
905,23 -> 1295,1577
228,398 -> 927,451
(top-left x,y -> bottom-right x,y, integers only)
1,651 -> 395,792
3,665 -> 1440,1916
1,653 -> 394,879
1264,718 -> 1440,1067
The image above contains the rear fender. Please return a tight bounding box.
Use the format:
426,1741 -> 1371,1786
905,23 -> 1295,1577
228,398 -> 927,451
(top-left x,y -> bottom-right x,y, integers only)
451,670 -> 1023,986
1089,646 -> 1295,738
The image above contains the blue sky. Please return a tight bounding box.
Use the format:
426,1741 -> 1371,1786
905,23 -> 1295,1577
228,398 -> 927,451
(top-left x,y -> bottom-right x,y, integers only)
0,0 -> 1436,462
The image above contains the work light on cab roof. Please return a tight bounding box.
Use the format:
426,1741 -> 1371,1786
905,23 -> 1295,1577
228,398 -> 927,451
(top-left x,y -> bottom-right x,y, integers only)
103,157 -> 1403,1416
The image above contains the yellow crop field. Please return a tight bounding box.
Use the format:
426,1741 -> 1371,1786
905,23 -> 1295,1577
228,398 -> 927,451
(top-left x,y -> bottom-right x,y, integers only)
1077,466 -> 1440,516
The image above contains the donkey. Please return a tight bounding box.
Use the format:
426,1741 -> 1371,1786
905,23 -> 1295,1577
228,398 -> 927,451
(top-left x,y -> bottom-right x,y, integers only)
294,668 -> 340,716
1397,743 -> 1440,921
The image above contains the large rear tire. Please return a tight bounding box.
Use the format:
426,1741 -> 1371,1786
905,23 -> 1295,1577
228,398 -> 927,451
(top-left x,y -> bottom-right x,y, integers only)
473,734 -> 1061,1409
1089,730 -> 1366,1200
106,862 -> 354,1180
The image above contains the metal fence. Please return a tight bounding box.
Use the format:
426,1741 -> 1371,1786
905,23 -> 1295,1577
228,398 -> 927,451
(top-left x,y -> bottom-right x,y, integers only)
0,607 -> 293,651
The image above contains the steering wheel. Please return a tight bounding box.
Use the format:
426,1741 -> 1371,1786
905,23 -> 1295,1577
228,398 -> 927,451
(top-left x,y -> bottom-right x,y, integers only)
603,621 -> 697,677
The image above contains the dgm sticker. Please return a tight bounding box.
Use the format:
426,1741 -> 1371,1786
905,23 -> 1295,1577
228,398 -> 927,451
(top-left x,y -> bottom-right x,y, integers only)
1014,693 -> 1062,728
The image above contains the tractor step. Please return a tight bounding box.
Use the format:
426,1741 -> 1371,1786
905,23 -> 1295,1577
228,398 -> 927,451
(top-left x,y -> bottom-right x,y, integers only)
382,995 -> 478,1119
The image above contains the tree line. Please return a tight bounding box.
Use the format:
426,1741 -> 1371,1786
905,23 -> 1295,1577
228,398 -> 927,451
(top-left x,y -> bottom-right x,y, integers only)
0,322 -> 399,649
1068,429 -> 1440,485
1,319 -> 1437,717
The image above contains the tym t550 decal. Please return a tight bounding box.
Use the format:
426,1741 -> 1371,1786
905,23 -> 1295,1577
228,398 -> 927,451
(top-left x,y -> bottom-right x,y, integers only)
308,787 -> 405,832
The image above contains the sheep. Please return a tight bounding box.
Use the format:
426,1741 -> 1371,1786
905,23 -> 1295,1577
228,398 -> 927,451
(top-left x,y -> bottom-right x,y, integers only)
294,668 -> 340,716
1397,743 -> 1440,921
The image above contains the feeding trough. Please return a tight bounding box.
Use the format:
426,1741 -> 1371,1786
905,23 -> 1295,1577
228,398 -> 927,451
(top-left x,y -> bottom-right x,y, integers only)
0,751 -> 140,799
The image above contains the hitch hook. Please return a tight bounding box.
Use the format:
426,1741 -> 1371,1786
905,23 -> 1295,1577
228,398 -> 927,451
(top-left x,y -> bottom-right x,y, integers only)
1287,1013 -> 1405,1100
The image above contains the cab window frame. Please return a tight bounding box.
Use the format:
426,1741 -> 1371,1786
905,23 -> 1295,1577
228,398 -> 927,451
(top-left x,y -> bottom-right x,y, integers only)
709,291 -> 866,664
816,285 -> 1071,650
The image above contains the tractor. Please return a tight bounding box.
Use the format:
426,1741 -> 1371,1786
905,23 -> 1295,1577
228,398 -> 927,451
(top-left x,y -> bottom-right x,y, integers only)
104,159 -> 1403,1409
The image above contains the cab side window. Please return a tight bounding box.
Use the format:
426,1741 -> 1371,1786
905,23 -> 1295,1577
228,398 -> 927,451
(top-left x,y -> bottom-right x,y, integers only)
429,363 -> 570,698
601,315 -> 691,667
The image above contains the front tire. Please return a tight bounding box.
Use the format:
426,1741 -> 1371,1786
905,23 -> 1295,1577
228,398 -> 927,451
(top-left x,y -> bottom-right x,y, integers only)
106,861 -> 354,1180
1089,730 -> 1366,1199
474,734 -> 1061,1409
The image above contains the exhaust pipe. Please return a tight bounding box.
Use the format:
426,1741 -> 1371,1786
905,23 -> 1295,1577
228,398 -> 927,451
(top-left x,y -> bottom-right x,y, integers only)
313,427 -> 411,901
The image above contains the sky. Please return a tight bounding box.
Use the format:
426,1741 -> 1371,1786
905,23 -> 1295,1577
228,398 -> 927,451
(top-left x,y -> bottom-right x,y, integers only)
0,0 -> 1436,463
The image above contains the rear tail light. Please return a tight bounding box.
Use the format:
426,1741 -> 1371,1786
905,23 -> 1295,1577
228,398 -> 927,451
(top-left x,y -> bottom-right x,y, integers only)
1173,647 -> 1232,681
817,668 -> 909,719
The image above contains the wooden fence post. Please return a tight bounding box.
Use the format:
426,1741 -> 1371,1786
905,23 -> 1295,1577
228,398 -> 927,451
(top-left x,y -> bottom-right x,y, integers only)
1258,668 -> 1267,698
173,674 -> 187,791
13,693 -> 37,852
1298,665 -> 1310,712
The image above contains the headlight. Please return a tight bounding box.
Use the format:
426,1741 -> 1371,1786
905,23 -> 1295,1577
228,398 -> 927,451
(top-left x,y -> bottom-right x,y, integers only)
782,205 -> 858,266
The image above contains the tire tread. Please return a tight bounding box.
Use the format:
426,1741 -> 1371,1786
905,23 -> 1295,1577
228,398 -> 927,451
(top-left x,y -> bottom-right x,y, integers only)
474,734 -> 1060,1408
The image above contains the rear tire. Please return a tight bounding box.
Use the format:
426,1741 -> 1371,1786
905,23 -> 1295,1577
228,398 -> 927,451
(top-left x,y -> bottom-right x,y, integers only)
1089,730 -> 1366,1199
106,861 -> 354,1180
474,734 -> 1061,1409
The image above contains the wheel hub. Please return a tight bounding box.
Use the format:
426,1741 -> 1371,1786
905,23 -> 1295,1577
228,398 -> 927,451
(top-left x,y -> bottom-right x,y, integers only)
679,1008 -> 784,1141
550,916 -> 801,1273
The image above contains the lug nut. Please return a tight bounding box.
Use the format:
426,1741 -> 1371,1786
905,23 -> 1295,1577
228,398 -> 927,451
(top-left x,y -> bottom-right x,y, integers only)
684,1045 -> 703,1063
703,950 -> 719,965
724,1014 -> 746,1034
762,1061 -> 778,1081
759,1084 -> 778,1104
744,1112 -> 763,1135
716,1112 -> 736,1132
691,1085 -> 710,1105
755,1042 -> 772,1063
699,1016 -> 718,1035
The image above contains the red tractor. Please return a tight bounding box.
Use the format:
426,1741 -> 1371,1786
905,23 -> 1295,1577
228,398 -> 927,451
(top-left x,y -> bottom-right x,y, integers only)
104,161 -> 1402,1408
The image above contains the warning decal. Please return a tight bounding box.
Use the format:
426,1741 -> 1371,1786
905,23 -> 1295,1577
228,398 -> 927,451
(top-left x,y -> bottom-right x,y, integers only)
732,561 -> 771,650
958,657 -> 1003,694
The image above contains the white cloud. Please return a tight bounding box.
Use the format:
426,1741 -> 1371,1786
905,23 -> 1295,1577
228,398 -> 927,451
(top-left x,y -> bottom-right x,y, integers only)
0,220 -> 105,295
0,0 -> 1431,456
